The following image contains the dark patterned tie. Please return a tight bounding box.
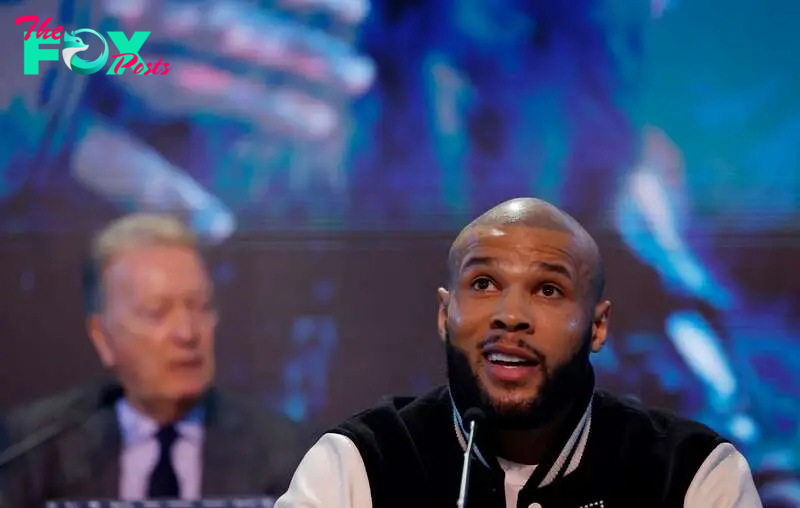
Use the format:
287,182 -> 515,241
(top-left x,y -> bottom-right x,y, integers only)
147,425 -> 180,499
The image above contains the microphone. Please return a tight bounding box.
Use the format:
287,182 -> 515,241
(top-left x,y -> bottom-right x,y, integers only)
456,408 -> 485,508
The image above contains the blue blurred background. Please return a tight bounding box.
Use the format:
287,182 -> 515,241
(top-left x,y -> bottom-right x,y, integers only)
1,0 -> 799,504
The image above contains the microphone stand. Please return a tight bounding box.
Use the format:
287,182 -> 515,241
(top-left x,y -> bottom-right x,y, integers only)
456,419 -> 478,508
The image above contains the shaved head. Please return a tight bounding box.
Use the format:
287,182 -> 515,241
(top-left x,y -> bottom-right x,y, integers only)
448,197 -> 605,301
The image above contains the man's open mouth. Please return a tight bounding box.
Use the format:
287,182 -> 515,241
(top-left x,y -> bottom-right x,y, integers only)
484,352 -> 539,367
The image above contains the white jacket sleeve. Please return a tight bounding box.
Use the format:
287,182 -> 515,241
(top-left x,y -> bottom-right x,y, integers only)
274,433 -> 374,508
683,442 -> 763,508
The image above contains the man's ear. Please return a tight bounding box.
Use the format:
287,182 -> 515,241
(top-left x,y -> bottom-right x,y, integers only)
437,287 -> 450,343
87,314 -> 115,368
590,300 -> 612,353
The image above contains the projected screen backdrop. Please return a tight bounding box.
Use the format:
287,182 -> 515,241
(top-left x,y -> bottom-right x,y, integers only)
1,0 -> 799,504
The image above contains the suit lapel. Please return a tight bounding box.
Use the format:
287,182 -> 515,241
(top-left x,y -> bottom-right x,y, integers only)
200,390 -> 258,496
54,394 -> 122,499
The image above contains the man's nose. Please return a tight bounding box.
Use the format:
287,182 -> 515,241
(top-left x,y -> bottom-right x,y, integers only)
490,289 -> 532,332
170,308 -> 200,345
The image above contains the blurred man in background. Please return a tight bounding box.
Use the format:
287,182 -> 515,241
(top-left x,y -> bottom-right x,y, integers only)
1,213 -> 307,506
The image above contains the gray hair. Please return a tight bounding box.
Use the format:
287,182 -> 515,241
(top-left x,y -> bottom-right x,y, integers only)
83,213 -> 198,314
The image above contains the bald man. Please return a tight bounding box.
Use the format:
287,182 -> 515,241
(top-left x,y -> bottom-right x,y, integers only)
275,198 -> 762,508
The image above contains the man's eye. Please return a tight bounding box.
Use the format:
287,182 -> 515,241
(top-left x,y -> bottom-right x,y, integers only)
142,307 -> 168,320
538,284 -> 562,298
471,277 -> 497,291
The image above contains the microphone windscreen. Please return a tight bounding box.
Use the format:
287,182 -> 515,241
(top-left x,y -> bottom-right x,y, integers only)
463,407 -> 486,427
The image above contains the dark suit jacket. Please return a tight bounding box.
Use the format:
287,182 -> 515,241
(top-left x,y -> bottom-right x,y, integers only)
0,380 -> 311,507
0,419 -> 10,453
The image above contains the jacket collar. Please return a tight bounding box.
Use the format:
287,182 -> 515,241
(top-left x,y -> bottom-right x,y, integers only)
450,372 -> 595,488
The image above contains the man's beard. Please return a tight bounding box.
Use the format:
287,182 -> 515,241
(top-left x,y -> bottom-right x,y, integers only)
446,328 -> 594,430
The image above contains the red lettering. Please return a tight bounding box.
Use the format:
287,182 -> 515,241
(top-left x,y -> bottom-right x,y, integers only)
36,17 -> 60,40
110,53 -> 139,73
16,15 -> 64,40
109,55 -> 171,76
144,58 -> 164,75
16,15 -> 39,41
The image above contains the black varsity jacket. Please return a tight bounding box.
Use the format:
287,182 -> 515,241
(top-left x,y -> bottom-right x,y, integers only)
329,385 -> 728,508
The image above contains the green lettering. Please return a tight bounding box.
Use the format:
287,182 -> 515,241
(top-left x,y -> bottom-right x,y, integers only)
107,31 -> 150,74
23,33 -> 60,75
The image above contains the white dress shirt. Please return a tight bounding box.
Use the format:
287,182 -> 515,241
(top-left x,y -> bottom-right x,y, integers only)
274,434 -> 763,508
116,399 -> 205,500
